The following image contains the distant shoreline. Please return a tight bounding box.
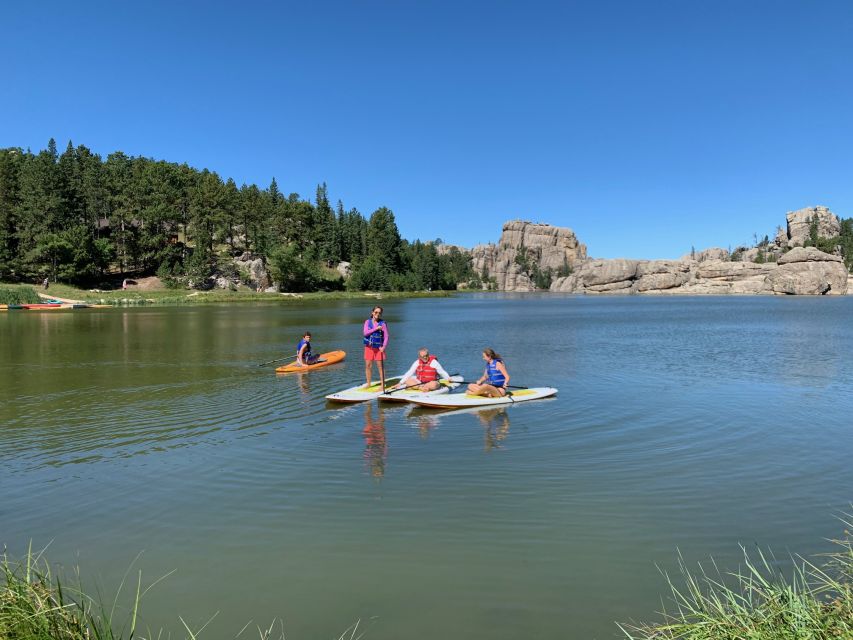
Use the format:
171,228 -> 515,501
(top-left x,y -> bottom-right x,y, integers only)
0,282 -> 453,306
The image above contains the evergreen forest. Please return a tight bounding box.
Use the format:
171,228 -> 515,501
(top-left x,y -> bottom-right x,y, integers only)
0,139 -> 475,292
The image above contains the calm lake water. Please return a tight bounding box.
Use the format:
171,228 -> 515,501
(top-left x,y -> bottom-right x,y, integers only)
2,294 -> 852,639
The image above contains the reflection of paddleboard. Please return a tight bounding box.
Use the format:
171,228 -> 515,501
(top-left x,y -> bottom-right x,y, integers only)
325,377 -> 404,403
407,387 -> 558,409
276,350 -> 346,373
377,376 -> 464,403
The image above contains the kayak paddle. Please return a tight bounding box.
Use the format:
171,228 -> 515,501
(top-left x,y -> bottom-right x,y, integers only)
256,356 -> 290,367
385,373 -> 461,395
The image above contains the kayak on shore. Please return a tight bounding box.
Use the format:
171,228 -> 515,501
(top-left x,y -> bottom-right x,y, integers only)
406,387 -> 558,409
275,350 -> 346,373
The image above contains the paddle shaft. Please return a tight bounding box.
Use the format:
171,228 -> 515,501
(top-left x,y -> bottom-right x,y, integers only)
385,373 -> 460,395
256,356 -> 290,367
455,379 -> 528,390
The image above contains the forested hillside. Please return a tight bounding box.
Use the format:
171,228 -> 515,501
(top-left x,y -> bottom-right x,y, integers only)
0,139 -> 474,291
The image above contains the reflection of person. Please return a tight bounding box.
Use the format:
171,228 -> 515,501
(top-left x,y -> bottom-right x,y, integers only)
297,372 -> 310,397
415,412 -> 439,440
467,348 -> 510,397
363,306 -> 388,390
396,348 -> 451,392
296,331 -> 320,366
362,403 -> 387,479
477,408 -> 511,451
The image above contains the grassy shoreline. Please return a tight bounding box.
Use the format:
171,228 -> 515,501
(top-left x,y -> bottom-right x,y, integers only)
2,282 -> 454,306
4,522 -> 852,639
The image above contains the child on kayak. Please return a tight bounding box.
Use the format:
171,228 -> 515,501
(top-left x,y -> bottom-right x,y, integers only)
467,348 -> 510,398
296,331 -> 320,366
396,348 -> 452,392
363,306 -> 388,390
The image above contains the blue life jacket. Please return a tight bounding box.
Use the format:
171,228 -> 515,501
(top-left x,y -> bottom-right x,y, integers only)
487,358 -> 506,386
363,319 -> 385,348
297,338 -> 312,358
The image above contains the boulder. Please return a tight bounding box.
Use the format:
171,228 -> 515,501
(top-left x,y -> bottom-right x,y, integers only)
336,261 -> 352,278
635,260 -> 692,292
551,259 -> 638,293
767,247 -> 848,295
235,252 -> 271,290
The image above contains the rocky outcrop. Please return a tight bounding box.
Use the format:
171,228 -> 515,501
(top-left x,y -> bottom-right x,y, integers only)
456,207 -> 849,295
766,247 -> 848,295
470,221 -> 587,291
551,247 -> 847,295
786,206 -> 841,248
234,252 -> 272,290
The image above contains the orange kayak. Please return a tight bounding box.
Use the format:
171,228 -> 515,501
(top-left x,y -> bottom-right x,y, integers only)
276,350 -> 346,373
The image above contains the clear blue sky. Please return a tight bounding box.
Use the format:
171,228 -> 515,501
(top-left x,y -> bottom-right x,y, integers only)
2,0 -> 852,259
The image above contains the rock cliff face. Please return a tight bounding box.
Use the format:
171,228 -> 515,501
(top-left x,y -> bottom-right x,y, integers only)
469,221 -> 587,291
550,246 -> 848,295
786,206 -> 841,248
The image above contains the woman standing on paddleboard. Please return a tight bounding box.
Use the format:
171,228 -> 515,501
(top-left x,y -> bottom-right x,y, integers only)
363,306 -> 389,391
467,348 -> 510,398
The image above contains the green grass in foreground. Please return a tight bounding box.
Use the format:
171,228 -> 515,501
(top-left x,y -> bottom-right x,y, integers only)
619,516 -> 853,639
0,285 -> 41,305
4,522 -> 852,640
9,282 -> 452,305
0,545 -> 363,640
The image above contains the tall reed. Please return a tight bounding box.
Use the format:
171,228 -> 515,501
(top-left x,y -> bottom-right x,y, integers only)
619,516 -> 853,639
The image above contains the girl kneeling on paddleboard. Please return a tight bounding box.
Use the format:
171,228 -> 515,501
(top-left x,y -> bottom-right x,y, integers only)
467,348 -> 509,398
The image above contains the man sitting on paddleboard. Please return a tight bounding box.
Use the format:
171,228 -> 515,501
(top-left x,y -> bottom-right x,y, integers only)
296,331 -> 320,366
396,348 -> 452,392
467,348 -> 510,398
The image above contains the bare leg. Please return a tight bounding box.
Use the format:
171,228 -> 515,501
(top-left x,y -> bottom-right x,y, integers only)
365,361 -> 372,387
467,383 -> 503,397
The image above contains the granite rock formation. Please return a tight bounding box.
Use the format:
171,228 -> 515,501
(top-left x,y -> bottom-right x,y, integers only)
469,221 -> 587,291
785,206 -> 841,248
550,247 -> 848,295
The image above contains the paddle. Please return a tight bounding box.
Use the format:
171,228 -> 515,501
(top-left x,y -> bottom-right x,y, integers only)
453,380 -> 528,390
385,374 -> 461,395
256,356 -> 290,367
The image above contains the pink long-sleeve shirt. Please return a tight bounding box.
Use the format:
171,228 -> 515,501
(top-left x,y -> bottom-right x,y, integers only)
363,318 -> 389,349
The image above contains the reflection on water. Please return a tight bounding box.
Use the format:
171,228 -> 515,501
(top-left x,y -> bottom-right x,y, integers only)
362,403 -> 387,479
296,372 -> 310,398
475,408 -> 511,451
410,410 -> 439,439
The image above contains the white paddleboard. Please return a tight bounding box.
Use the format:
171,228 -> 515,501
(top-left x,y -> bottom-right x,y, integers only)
376,376 -> 463,403
325,376 -> 404,403
406,387 -> 558,409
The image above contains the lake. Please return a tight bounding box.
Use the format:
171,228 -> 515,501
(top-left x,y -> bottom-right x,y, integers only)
2,294 -> 852,639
